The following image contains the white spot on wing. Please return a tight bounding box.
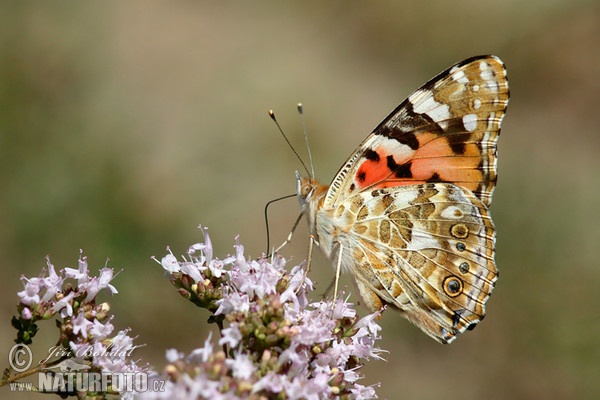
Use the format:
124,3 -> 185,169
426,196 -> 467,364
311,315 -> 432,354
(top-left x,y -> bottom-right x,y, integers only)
379,137 -> 414,157
452,70 -> 469,84
486,80 -> 499,93
441,205 -> 464,219
480,62 -> 492,80
409,90 -> 451,123
408,89 -> 427,104
406,231 -> 440,252
463,114 -> 478,132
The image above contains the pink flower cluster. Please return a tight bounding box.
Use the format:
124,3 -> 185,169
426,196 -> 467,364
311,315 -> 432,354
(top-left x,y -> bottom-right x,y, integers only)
146,227 -> 383,399
14,253 -> 147,398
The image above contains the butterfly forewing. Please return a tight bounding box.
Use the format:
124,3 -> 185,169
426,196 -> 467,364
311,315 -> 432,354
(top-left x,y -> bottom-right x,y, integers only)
324,55 -> 509,209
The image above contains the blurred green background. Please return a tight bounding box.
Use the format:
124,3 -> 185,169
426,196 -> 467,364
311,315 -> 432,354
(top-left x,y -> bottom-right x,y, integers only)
1,1 -> 599,399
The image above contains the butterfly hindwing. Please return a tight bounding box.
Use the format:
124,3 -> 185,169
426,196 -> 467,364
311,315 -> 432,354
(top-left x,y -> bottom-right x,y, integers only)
338,182 -> 496,343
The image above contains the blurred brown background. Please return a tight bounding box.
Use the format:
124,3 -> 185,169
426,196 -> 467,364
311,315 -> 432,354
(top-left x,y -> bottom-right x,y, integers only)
1,1 -> 599,399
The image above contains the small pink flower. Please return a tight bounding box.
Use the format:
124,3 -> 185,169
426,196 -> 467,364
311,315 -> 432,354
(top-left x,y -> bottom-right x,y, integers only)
51,291 -> 76,316
41,261 -> 63,302
21,307 -> 32,320
160,254 -> 180,273
179,262 -> 203,283
17,277 -> 41,306
227,351 -> 255,380
71,310 -> 93,339
64,254 -> 89,284
218,324 -> 242,348
89,318 -> 114,340
188,332 -> 214,364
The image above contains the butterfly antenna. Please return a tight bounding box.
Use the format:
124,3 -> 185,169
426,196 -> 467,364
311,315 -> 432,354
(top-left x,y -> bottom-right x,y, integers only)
264,193 -> 297,254
297,103 -> 315,179
269,110 -> 311,177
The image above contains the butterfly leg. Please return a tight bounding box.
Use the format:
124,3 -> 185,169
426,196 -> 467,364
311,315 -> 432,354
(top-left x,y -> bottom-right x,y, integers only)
294,233 -> 316,295
272,212 -> 304,258
331,242 -> 344,310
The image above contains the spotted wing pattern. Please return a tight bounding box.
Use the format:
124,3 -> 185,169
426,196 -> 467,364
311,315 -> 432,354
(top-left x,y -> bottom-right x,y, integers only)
333,183 -> 496,343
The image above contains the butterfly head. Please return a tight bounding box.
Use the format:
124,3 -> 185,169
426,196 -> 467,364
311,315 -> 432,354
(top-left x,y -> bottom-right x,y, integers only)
296,171 -> 328,224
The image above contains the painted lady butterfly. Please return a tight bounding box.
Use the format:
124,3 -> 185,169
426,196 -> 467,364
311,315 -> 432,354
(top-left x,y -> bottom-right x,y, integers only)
297,55 -> 509,343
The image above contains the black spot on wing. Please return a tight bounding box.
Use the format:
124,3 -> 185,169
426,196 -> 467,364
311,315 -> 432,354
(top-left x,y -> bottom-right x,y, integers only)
445,121 -> 473,154
357,171 -> 366,183
452,309 -> 465,328
400,101 -> 444,133
378,125 -> 420,151
427,172 -> 442,182
386,155 -> 412,178
364,148 -> 380,162
375,100 -> 445,151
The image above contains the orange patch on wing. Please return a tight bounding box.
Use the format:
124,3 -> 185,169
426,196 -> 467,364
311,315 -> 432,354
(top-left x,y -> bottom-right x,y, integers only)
411,135 -> 483,192
354,132 -> 485,193
355,158 -> 391,188
354,144 -> 416,189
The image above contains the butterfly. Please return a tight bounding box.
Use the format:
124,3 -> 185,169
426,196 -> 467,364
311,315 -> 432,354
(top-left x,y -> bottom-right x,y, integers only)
296,55 -> 509,343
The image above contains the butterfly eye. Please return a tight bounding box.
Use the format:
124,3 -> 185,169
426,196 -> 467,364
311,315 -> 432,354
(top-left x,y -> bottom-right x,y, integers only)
301,184 -> 312,198
443,276 -> 463,297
